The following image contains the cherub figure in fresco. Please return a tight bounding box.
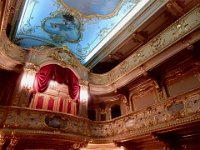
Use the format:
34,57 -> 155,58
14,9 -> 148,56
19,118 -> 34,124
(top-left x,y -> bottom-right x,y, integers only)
50,14 -> 75,31
43,12 -> 81,43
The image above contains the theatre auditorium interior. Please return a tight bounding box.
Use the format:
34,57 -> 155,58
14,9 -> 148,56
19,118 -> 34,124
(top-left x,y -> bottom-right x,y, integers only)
0,0 -> 200,149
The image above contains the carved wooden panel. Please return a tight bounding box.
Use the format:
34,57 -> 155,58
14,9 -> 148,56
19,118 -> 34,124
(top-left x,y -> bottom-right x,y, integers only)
163,61 -> 200,98
166,73 -> 200,97
132,89 -> 156,111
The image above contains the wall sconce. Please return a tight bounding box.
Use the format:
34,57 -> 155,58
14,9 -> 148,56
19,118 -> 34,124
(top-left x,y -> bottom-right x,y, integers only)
20,70 -> 35,90
80,86 -> 89,102
49,80 -> 58,89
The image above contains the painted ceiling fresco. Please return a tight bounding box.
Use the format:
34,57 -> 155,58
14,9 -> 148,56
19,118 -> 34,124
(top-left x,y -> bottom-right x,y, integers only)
14,0 -> 149,65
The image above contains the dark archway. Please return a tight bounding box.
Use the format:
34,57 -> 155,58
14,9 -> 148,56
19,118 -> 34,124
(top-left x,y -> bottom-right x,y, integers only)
111,104 -> 121,119
88,109 -> 96,121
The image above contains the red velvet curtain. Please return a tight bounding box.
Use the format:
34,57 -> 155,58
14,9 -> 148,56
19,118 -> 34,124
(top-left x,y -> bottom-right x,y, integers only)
34,65 -> 54,92
34,64 -> 79,100
66,69 -> 80,100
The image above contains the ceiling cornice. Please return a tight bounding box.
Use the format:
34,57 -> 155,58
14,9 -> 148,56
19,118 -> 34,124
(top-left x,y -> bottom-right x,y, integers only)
0,0 -> 27,64
89,4 -> 200,95
86,0 -> 169,68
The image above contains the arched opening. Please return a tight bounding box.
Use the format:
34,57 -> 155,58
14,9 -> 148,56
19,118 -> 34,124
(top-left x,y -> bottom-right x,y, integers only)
111,104 -> 121,119
100,114 -> 106,121
88,109 -> 96,121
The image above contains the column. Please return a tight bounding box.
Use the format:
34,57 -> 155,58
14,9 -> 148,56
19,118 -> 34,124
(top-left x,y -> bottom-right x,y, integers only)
11,63 -> 37,107
120,95 -> 129,115
107,108 -> 112,120
79,80 -> 89,117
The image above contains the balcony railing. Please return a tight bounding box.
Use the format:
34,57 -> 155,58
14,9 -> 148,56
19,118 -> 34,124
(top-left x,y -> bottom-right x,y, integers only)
0,89 -> 200,142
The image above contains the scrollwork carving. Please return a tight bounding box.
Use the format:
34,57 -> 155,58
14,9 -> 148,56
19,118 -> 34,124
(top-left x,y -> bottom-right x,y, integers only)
166,101 -> 184,119
47,48 -> 80,68
44,115 -> 66,129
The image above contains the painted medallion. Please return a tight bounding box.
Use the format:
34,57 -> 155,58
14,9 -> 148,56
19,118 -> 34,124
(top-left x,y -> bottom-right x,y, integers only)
42,12 -> 82,43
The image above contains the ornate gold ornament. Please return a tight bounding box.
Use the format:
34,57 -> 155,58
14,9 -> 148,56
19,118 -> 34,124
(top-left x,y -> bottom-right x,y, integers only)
1,87 -> 200,143
47,47 -> 80,68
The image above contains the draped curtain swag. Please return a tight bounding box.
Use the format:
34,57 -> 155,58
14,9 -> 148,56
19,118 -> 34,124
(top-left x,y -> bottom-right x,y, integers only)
34,64 -> 79,100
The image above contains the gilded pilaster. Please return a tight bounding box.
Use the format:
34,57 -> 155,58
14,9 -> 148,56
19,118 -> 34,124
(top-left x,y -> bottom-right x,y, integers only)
79,80 -> 89,117
11,63 -> 37,107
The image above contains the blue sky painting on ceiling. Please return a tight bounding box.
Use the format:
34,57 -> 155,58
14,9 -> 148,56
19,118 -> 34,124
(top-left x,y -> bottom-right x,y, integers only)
59,0 -> 122,16
14,0 -> 149,65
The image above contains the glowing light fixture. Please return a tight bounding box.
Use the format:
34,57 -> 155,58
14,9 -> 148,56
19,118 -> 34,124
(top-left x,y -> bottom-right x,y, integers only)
80,86 -> 89,101
21,70 -> 35,89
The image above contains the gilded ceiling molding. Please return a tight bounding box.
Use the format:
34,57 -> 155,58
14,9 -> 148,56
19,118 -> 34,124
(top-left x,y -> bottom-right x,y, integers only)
0,33 -> 26,71
0,33 -> 26,62
0,52 -> 22,71
0,0 -> 27,66
86,0 -> 169,68
0,88 -> 200,143
89,5 -> 200,94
